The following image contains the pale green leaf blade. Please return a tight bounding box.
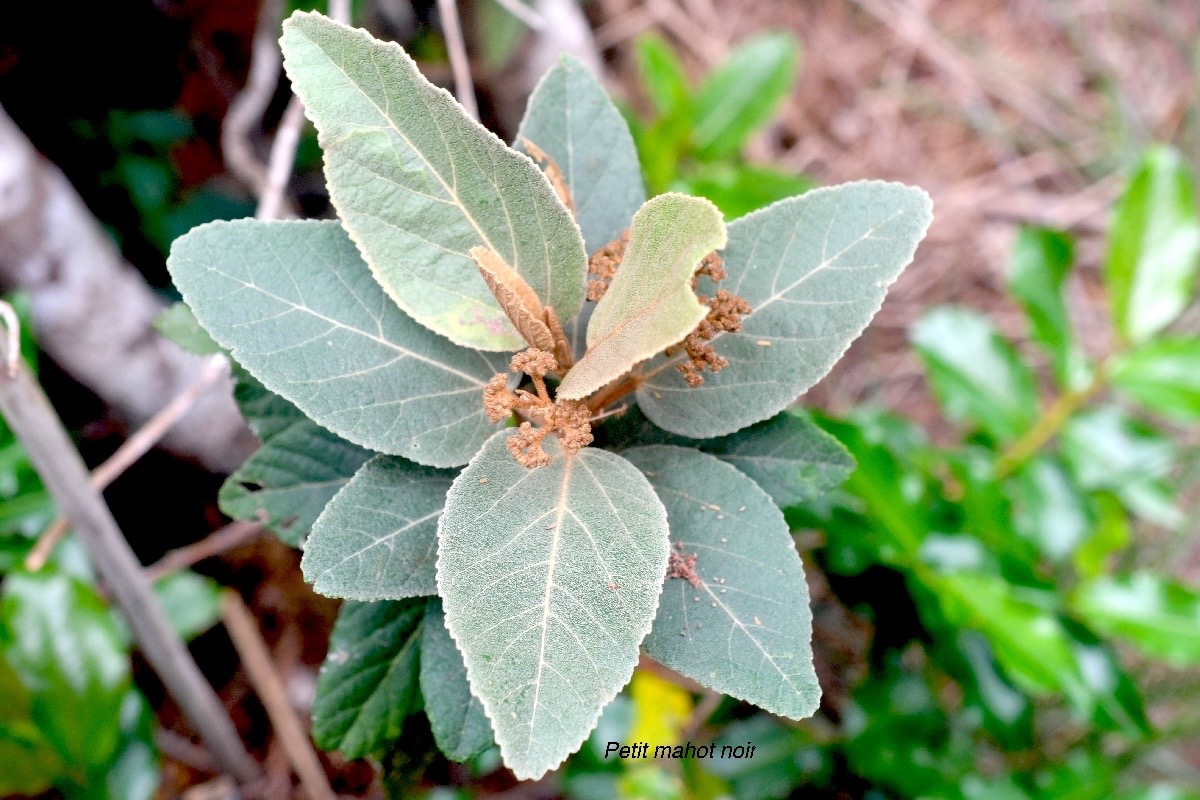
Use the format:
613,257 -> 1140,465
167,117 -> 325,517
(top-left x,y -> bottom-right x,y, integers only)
1111,336 -> 1200,421
303,456 -> 452,600
437,431 -> 670,779
517,55 -> 646,254
281,12 -> 587,350
312,599 -> 423,759
1007,226 -> 1089,389
624,445 -> 820,719
220,416 -> 372,546
1072,571 -> 1200,665
559,194 -> 726,399
1104,146 -> 1200,344
420,598 -> 495,761
167,219 -> 506,467
637,181 -> 932,438
912,306 -> 1040,442
692,32 -> 799,160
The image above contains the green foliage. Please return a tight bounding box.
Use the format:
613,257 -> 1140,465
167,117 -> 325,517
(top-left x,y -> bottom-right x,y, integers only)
165,12 -> 933,782
628,33 -> 813,217
280,12 -> 587,351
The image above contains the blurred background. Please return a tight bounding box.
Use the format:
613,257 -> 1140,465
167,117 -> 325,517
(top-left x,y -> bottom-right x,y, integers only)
2,0 -> 1200,798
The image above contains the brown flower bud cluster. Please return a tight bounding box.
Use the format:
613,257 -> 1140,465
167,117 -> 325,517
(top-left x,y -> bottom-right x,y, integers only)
483,348 -> 594,468
666,542 -> 701,589
586,229 -> 629,301
667,253 -> 752,387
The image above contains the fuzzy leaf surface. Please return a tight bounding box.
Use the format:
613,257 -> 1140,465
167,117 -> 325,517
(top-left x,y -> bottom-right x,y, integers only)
624,445 -> 820,719
603,407 -> 852,508
420,599 -> 495,761
167,219 -> 506,467
437,431 -> 670,779
303,456 -> 452,600
558,194 -> 725,399
637,181 -> 932,438
517,55 -> 646,254
312,599 -> 423,759
281,12 -> 586,350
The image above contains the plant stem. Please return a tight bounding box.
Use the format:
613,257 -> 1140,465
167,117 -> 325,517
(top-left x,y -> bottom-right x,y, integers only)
586,373 -> 643,414
438,0 -> 478,119
0,306 -> 260,783
995,366 -> 1107,478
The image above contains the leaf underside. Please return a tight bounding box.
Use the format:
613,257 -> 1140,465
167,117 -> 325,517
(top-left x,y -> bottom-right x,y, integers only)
636,181 -> 933,438
281,11 -> 587,351
303,455 -> 453,601
558,193 -> 726,399
436,431 -> 670,779
166,219 -> 506,467
624,445 -> 821,719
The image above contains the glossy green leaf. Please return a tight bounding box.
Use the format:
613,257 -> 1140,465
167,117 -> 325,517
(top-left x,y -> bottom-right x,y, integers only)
0,570 -> 132,791
683,163 -> 815,220
912,306 -> 1039,442
281,12 -> 587,350
1007,226 -> 1088,388
1061,407 -> 1179,528
1009,456 -> 1089,561
637,181 -> 932,438
692,32 -> 799,159
626,446 -> 820,719
1072,494 -> 1131,579
312,598 -> 424,759
1104,146 -> 1200,344
303,455 -> 452,601
167,219 -> 506,467
634,34 -> 691,118
0,658 -> 61,796
517,55 -> 646,254
437,431 -> 670,779
559,194 -> 726,399
152,571 -> 221,642
1072,572 -> 1200,665
1111,337 -> 1200,421
420,598 -> 494,761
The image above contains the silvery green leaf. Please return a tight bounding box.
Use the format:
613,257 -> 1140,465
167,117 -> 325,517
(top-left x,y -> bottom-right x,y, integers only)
420,598 -> 495,761
624,445 -> 820,719
312,599 -> 423,759
517,55 -> 646,254
281,12 -> 587,351
602,407 -> 852,508
167,219 -> 506,467
636,181 -> 932,438
302,456 -> 452,600
559,194 -> 726,399
220,416 -> 371,546
437,431 -> 670,779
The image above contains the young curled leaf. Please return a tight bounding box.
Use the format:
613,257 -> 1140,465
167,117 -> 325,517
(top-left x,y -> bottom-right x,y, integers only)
557,194 -> 727,399
472,247 -> 556,354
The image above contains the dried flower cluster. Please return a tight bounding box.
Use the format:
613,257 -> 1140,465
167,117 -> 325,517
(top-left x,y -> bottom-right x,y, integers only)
668,253 -> 752,387
666,542 -> 701,589
484,348 -> 594,468
586,230 -> 629,301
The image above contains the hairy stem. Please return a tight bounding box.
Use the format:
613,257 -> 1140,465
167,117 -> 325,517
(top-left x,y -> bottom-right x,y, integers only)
586,372 -> 643,414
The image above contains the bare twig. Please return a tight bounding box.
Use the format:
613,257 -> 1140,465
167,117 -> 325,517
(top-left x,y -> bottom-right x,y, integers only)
0,301 -> 18,376
146,520 -> 264,583
223,0 -> 285,196
0,304 -> 259,783
25,353 -> 233,571
255,96 -> 307,221
492,0 -> 547,29
438,0 -> 479,119
221,592 -> 335,800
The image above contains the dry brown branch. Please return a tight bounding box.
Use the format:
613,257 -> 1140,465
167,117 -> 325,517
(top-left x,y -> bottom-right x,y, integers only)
438,0 -> 479,119
221,592 -> 335,800
222,0 -> 285,196
25,354 -> 235,571
0,104 -> 255,472
0,304 -> 259,782
255,96 -> 307,221
145,520 -> 264,583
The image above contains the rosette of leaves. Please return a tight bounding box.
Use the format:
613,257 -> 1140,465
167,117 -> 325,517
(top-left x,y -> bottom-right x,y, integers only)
165,12 -> 932,780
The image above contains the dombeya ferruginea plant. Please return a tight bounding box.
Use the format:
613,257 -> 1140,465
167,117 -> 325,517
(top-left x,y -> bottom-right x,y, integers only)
165,12 -> 932,779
